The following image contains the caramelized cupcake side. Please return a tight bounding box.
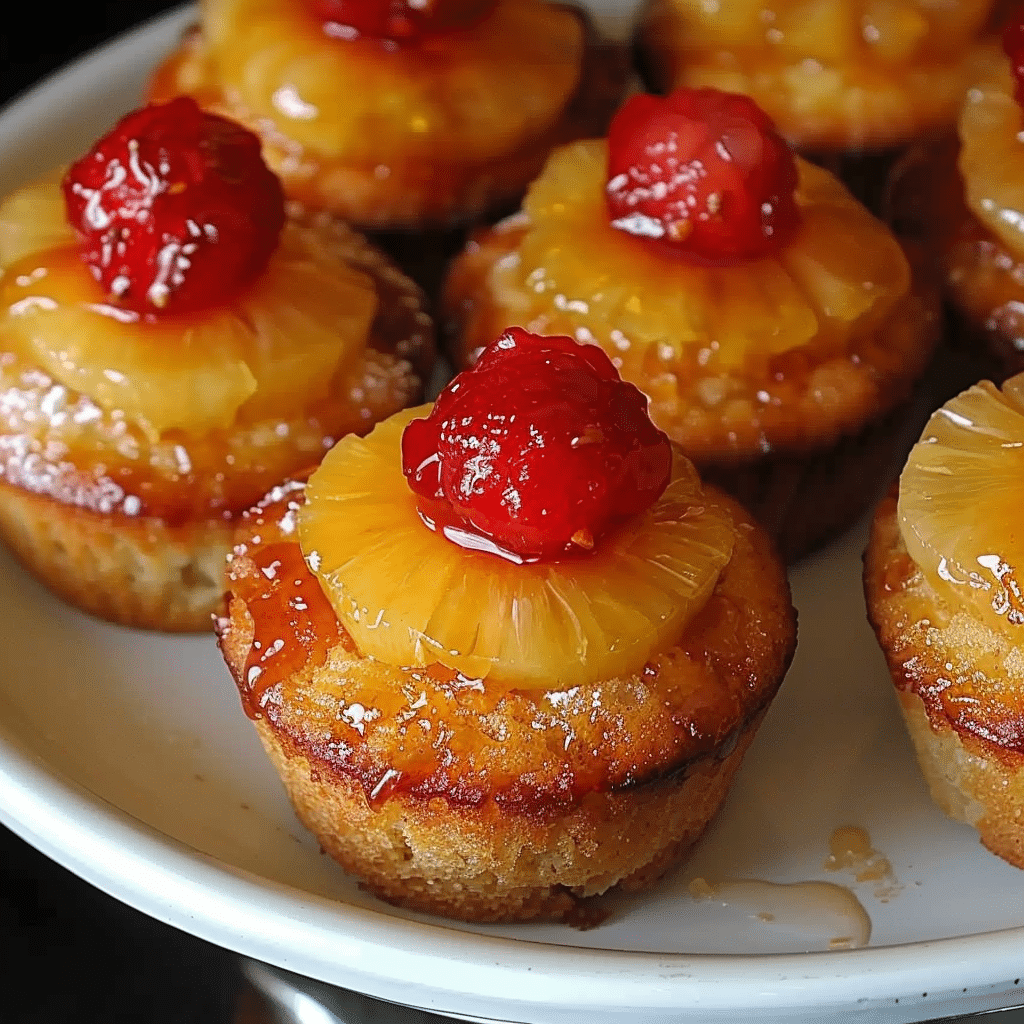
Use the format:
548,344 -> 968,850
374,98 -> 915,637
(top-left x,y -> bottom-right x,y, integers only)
217,329 -> 797,921
864,375 -> 1024,869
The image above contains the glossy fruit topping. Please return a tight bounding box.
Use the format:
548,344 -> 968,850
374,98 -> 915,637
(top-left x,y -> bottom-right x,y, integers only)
401,328 -> 672,560
301,406 -> 735,689
311,0 -> 496,41
62,97 -> 285,316
899,373 -> 1024,631
605,89 -> 800,265
1004,8 -> 1024,107
513,139 -> 912,383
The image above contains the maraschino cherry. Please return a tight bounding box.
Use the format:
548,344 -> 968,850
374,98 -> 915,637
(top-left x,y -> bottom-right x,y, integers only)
1003,8 -> 1024,106
402,328 -> 672,561
605,89 -> 801,265
62,97 -> 285,317
312,0 -> 496,42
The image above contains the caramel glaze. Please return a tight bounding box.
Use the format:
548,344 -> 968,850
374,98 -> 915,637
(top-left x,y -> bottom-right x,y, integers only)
220,478 -> 345,712
865,485 -> 1024,760
217,482 -> 797,821
0,216 -> 433,527
887,137 -> 1024,382
147,5 -> 630,229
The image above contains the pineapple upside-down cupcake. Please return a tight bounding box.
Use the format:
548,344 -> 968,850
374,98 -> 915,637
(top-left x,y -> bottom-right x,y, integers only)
885,10 -> 1024,384
148,0 -> 630,231
216,327 -> 797,923
635,0 -> 1001,205
444,88 -> 941,561
864,373 -> 1024,869
0,97 -> 433,632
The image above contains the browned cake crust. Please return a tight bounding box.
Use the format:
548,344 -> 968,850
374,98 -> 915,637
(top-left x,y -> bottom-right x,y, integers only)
0,218 -> 434,632
217,480 -> 797,922
864,487 -> 1024,869
149,8 -> 629,230
0,483 -> 232,632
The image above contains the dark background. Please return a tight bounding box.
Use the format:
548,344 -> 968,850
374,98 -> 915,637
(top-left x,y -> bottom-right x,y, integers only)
1,2 -> 181,104
1,3 -> 246,1021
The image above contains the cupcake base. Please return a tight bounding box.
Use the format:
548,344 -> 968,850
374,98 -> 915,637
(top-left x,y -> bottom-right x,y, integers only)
255,710 -> 765,923
0,481 -> 230,632
895,691 -> 1024,869
864,487 -> 1024,871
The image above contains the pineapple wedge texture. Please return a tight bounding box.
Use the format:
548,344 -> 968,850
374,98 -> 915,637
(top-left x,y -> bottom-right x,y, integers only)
898,374 -> 1024,629
298,407 -> 737,691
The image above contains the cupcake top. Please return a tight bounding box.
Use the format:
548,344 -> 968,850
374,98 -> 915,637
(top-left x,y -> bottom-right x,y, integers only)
222,470 -> 794,808
898,372 -> 1024,635
455,88 -> 937,457
296,328 -> 740,691
640,0 -> 1000,150
219,328 -> 796,803
149,0 -> 629,227
0,99 -> 431,520
198,0 -> 584,167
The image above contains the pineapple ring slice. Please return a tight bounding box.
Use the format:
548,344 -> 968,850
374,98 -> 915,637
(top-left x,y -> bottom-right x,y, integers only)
643,0 -> 995,150
958,59 -> 1024,262
298,406 -> 737,691
898,374 -> 1024,629
204,0 -> 583,166
516,140 -> 910,370
0,175 -> 378,436
656,0 -> 992,65
0,168 -> 70,268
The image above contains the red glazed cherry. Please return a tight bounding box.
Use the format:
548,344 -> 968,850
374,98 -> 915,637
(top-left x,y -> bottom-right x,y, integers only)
62,97 -> 285,316
312,0 -> 495,41
1004,10 -> 1024,107
402,328 -> 672,561
605,89 -> 800,265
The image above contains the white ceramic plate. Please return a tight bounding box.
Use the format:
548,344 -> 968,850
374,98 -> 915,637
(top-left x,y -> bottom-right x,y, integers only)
2,6 -> 1024,1023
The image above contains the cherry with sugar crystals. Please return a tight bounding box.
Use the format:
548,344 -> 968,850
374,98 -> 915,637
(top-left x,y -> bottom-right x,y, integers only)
62,97 -> 285,316
312,0 -> 495,41
402,328 -> 672,561
605,88 -> 800,265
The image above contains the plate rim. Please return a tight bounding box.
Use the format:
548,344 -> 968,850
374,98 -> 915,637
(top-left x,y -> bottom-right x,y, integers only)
4,728 -> 1024,1020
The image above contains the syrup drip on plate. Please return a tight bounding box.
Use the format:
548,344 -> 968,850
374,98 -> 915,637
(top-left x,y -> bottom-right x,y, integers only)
825,825 -> 903,902
688,877 -> 872,950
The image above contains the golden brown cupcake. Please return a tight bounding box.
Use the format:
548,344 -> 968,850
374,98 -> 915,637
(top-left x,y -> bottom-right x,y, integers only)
444,89 -> 940,560
0,99 -> 433,631
148,0 -> 629,231
217,328 -> 797,922
636,0 -> 1001,200
864,373 -> 1024,869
